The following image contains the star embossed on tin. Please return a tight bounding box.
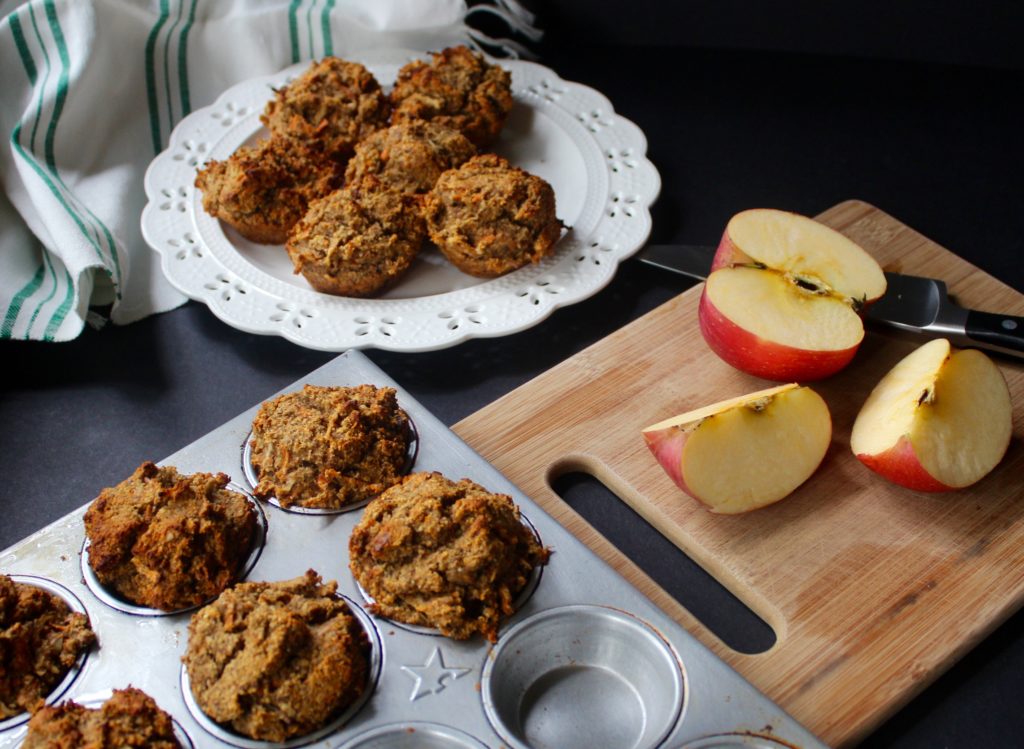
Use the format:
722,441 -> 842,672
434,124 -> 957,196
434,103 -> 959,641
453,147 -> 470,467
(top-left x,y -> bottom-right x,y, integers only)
400,646 -> 471,701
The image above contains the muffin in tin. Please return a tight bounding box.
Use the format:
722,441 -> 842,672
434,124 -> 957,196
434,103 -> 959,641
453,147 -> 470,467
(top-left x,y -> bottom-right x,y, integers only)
262,56 -> 390,162
0,575 -> 96,719
424,153 -> 563,278
390,45 -> 513,149
248,384 -> 414,511
344,120 -> 476,197
194,136 -> 344,244
22,687 -> 182,748
285,176 -> 427,297
83,461 -> 258,612
349,471 -> 550,642
183,571 -> 370,742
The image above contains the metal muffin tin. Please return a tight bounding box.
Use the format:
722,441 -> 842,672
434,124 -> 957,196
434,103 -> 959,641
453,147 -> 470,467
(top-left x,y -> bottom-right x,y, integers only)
0,350 -> 827,749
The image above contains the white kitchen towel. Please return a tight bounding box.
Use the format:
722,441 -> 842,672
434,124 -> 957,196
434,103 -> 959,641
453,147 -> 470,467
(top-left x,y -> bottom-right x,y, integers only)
0,0 -> 539,341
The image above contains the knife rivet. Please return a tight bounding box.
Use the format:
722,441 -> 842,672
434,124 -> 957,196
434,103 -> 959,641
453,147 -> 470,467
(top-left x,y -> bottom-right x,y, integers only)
1002,320 -> 1018,330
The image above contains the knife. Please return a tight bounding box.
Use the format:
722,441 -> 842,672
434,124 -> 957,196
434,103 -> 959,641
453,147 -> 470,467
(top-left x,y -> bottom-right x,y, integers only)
637,243 -> 1024,361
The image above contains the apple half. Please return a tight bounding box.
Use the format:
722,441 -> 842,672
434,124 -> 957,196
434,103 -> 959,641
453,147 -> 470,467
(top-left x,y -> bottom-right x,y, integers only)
851,338 -> 1013,491
699,209 -> 887,381
642,383 -> 832,513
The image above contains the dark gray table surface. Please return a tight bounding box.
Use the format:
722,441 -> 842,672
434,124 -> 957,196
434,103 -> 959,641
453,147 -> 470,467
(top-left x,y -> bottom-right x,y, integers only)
3,33 -> 1022,749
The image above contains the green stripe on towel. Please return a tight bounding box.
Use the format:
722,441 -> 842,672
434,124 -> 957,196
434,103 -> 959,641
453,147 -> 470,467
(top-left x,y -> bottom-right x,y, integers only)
162,0 -> 185,130
43,0 -> 123,291
321,0 -> 336,57
145,0 -> 171,153
288,0 -> 302,63
1,262 -> 46,339
42,265 -> 75,341
177,0 -> 198,115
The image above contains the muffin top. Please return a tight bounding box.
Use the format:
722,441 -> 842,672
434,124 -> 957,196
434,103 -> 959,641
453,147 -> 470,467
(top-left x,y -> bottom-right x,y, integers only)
22,687 -> 181,749
262,56 -> 390,161
183,571 -> 370,742
84,461 -> 258,611
390,45 -> 513,148
344,120 -> 477,196
0,575 -> 96,719
424,153 -> 562,278
195,135 -> 344,244
349,471 -> 550,641
285,177 -> 426,297
248,384 -> 413,509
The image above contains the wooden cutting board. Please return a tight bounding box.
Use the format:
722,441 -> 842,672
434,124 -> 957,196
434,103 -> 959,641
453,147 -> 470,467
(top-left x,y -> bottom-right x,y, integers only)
453,200 -> 1024,748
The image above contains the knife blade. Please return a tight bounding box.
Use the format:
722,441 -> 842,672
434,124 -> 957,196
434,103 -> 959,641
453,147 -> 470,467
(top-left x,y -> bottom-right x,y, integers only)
637,243 -> 1024,361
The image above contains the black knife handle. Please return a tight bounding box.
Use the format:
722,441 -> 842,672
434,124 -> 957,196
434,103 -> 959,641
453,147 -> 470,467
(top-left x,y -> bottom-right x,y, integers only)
965,310 -> 1024,354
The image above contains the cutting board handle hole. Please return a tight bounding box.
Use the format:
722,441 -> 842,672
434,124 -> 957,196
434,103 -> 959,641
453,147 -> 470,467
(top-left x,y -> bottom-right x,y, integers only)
551,471 -> 776,655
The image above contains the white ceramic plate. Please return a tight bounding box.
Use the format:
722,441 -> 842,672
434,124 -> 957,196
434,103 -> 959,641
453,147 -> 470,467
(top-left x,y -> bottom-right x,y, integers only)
141,48 -> 660,352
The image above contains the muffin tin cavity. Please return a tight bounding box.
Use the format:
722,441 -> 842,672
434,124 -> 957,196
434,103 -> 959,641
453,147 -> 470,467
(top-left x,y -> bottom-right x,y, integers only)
336,722 -> 489,748
179,595 -> 383,749
240,416 -> 419,516
482,604 -> 684,749
0,576 -> 93,733
80,488 -> 267,617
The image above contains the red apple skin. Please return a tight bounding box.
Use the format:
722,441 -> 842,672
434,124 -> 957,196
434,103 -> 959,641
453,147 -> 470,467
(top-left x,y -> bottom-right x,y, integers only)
855,435 -> 956,493
697,288 -> 860,382
642,428 -> 700,500
711,227 -> 747,272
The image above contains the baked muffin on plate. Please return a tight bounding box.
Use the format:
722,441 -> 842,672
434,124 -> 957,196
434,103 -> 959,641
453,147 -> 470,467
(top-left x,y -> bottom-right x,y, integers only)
349,471 -> 550,642
390,45 -> 513,148
194,136 -> 343,245
286,176 -> 426,297
0,575 -> 95,719
22,687 -> 181,749
262,56 -> 390,162
83,462 -> 258,612
183,571 -> 370,742
424,153 -> 563,277
345,120 -> 476,197
248,384 -> 414,510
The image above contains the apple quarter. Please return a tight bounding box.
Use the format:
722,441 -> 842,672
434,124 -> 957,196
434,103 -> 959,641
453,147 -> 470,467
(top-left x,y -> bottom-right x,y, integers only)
643,383 -> 832,514
851,338 -> 1013,491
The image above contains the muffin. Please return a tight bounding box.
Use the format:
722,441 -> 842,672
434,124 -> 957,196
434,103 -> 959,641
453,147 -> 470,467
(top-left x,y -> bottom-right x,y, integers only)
344,121 -> 476,197
390,45 -> 513,148
248,384 -> 413,510
83,462 -> 258,611
262,56 -> 390,161
424,153 -> 563,277
22,687 -> 181,749
195,135 -> 343,244
0,575 -> 96,719
183,571 -> 370,742
285,177 -> 426,297
349,471 -> 550,641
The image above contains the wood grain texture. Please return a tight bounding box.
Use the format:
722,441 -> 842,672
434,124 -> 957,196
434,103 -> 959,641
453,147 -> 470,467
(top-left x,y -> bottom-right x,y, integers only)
453,200 -> 1024,748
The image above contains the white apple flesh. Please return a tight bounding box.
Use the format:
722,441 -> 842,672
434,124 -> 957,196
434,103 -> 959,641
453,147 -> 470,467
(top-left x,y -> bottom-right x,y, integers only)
851,338 -> 1013,491
642,383 -> 832,513
699,209 -> 887,381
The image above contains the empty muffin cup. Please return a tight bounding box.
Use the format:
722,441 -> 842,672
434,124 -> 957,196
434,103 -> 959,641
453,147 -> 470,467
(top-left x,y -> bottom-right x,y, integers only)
482,604 -> 684,749
80,486 -> 267,617
336,722 -> 489,748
